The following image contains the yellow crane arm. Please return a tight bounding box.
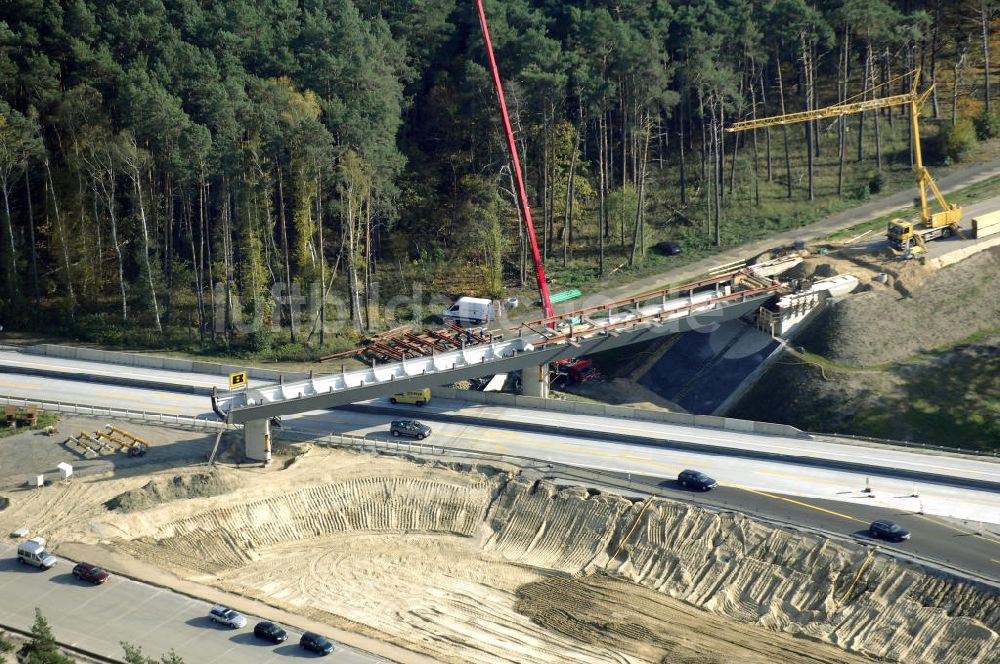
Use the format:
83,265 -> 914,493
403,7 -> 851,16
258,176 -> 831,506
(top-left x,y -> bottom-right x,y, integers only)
725,75 -> 959,230
726,91 -> 919,133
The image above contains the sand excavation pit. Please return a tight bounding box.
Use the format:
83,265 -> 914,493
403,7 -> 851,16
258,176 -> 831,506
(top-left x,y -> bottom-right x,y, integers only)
1,444 -> 997,664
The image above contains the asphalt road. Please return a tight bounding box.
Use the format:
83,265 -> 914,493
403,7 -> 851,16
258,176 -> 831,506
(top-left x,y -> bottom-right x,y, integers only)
0,543 -> 386,664
2,356 -> 998,490
0,356 -> 1000,580
1,367 -> 998,583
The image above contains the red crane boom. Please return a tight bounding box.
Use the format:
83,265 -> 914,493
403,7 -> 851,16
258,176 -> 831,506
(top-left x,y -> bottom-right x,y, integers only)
475,0 -> 554,320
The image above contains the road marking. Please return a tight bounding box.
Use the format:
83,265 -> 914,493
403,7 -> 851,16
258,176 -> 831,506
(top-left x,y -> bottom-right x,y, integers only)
909,513 -> 1000,546
992,558 -> 1000,565
478,429 -> 529,439
0,358 -> 225,387
502,411 -> 1000,478
92,394 -> 183,413
95,393 -> 153,403
732,485 -> 866,523
0,380 -> 42,389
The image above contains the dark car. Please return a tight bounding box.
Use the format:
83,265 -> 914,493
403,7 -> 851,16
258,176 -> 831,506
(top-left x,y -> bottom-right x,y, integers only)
869,520 -> 911,542
300,632 -> 334,655
653,241 -> 682,256
71,562 -> 109,584
677,469 -> 718,491
390,419 -> 431,440
253,621 -> 287,644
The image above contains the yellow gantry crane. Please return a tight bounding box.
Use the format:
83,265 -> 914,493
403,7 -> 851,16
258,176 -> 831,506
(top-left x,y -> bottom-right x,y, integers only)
726,69 -> 961,253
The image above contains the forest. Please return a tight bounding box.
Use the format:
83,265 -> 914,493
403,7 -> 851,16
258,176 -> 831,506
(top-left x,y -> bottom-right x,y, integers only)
0,0 -> 996,357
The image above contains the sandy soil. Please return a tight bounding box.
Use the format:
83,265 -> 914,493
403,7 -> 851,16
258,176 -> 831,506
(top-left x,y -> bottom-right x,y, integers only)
729,243 -> 1000,446
1,441 -> 998,664
787,245 -> 1000,367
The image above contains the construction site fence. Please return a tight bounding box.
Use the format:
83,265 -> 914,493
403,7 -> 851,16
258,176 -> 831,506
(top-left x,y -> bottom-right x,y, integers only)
19,343 -> 309,383
0,396 -> 231,432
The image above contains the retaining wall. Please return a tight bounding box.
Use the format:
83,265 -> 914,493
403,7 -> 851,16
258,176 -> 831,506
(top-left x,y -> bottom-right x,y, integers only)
429,385 -> 801,437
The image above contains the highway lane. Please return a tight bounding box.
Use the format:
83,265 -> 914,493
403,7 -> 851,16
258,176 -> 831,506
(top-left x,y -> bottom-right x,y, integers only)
1,370 -> 998,580
4,365 -> 999,488
2,369 -> 999,523
4,368 -> 998,519
4,349 -> 998,485
0,544 -> 386,664
0,349 -> 229,391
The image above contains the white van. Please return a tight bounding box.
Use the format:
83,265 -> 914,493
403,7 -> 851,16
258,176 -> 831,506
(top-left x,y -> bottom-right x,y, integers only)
17,539 -> 57,569
442,297 -> 494,326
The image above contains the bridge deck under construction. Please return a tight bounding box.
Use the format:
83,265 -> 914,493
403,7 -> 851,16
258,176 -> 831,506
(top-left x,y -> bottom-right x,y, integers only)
215,269 -> 782,424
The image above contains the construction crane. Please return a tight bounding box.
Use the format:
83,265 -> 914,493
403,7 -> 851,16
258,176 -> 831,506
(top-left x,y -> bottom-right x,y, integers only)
726,69 -> 961,254
476,0 -> 554,319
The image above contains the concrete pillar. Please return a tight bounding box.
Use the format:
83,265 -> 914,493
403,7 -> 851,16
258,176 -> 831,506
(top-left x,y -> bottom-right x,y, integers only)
520,364 -> 550,399
244,418 -> 272,463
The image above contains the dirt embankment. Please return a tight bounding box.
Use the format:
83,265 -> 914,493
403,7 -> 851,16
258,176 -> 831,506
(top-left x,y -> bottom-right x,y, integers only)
804,246 -> 1000,367
1,449 -> 997,664
732,245 -> 1000,447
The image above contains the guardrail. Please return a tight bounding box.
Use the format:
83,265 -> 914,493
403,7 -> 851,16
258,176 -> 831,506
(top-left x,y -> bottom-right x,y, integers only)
0,396 -> 230,432
809,430 -> 1000,458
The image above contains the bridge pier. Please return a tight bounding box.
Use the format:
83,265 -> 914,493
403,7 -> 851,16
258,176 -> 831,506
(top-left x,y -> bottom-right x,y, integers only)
520,364 -> 550,399
244,418 -> 272,463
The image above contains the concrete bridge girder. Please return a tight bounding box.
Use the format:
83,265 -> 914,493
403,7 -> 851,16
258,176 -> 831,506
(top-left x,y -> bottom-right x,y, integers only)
217,293 -> 772,425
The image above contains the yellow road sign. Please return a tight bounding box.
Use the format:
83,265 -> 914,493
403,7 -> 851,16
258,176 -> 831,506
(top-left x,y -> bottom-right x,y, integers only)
229,371 -> 247,389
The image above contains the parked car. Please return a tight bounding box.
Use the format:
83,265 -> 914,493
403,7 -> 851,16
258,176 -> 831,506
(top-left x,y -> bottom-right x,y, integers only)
653,241 -> 683,256
253,621 -> 288,643
16,539 -> 57,570
209,605 -> 247,628
869,520 -> 911,542
677,469 -> 718,491
71,562 -> 109,584
390,419 -> 431,440
299,631 -> 334,655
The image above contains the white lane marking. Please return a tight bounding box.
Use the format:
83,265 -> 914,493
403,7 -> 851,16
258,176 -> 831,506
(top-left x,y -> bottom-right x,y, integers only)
458,409 -> 1000,478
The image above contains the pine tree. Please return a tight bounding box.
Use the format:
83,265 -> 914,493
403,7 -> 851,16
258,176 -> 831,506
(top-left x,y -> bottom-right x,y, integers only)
19,609 -> 73,664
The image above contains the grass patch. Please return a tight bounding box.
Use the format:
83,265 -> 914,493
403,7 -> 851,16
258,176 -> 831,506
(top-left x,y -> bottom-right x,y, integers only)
0,412 -> 59,440
732,341 -> 1000,452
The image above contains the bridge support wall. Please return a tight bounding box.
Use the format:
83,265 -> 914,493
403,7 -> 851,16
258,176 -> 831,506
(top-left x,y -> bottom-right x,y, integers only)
244,419 -> 272,462
520,364 -> 550,399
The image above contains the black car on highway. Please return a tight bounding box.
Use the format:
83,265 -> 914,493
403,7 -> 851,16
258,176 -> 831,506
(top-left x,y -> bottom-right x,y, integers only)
253,621 -> 287,643
390,419 -> 431,440
869,520 -> 911,542
677,469 -> 718,491
300,632 -> 334,655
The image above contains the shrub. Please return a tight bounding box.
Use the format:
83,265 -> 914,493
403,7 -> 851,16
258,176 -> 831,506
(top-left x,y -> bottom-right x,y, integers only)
937,120 -> 977,163
868,171 -> 886,195
973,109 -> 1000,140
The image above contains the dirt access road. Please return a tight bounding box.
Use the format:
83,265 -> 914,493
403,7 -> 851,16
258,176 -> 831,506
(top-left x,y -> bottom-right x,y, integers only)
519,157 -> 1000,321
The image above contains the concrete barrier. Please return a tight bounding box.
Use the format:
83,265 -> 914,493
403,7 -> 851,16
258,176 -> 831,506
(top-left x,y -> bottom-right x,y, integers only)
20,344 -> 307,382
431,385 -> 803,437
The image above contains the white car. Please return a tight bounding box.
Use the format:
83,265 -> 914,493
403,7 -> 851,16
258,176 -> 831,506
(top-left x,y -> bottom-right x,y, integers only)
209,605 -> 247,628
